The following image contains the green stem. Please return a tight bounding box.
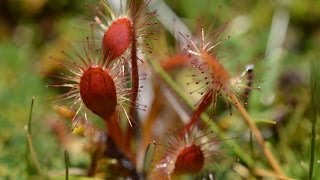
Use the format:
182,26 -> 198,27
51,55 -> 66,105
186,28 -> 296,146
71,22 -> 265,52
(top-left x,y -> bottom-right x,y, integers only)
147,58 -> 254,167
25,97 -> 44,177
250,132 -> 255,160
232,95 -> 284,175
25,130 -> 43,176
28,96 -> 35,134
309,58 -> 320,180
65,150 -> 69,180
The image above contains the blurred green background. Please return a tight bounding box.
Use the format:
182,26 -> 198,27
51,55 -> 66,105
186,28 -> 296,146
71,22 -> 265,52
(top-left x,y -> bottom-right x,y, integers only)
0,0 -> 319,179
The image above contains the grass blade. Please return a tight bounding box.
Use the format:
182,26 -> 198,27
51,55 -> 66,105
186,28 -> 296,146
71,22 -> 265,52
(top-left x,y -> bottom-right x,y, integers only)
25,97 -> 44,177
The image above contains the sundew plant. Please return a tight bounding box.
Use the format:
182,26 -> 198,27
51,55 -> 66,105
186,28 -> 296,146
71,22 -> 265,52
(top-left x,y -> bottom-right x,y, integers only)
0,0 -> 319,179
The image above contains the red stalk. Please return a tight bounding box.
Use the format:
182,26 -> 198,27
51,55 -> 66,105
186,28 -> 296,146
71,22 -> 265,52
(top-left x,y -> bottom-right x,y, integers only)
124,3 -> 140,153
104,113 -> 124,152
184,90 -> 212,131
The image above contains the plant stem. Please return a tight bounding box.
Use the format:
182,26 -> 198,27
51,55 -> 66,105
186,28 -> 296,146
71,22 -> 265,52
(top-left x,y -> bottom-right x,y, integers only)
25,129 -> 43,176
25,97 -> 44,177
309,58 -> 320,180
65,150 -> 69,180
25,126 -> 43,176
28,97 -> 35,134
185,90 -> 212,130
249,132 -> 255,160
232,94 -> 285,177
104,134 -> 140,179
147,58 -> 254,167
125,4 -> 141,153
253,168 -> 294,180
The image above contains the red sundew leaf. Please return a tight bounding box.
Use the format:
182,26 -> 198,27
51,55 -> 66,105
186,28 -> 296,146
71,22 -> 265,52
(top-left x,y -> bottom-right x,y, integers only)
174,144 -> 204,174
102,18 -> 133,63
80,67 -> 117,119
